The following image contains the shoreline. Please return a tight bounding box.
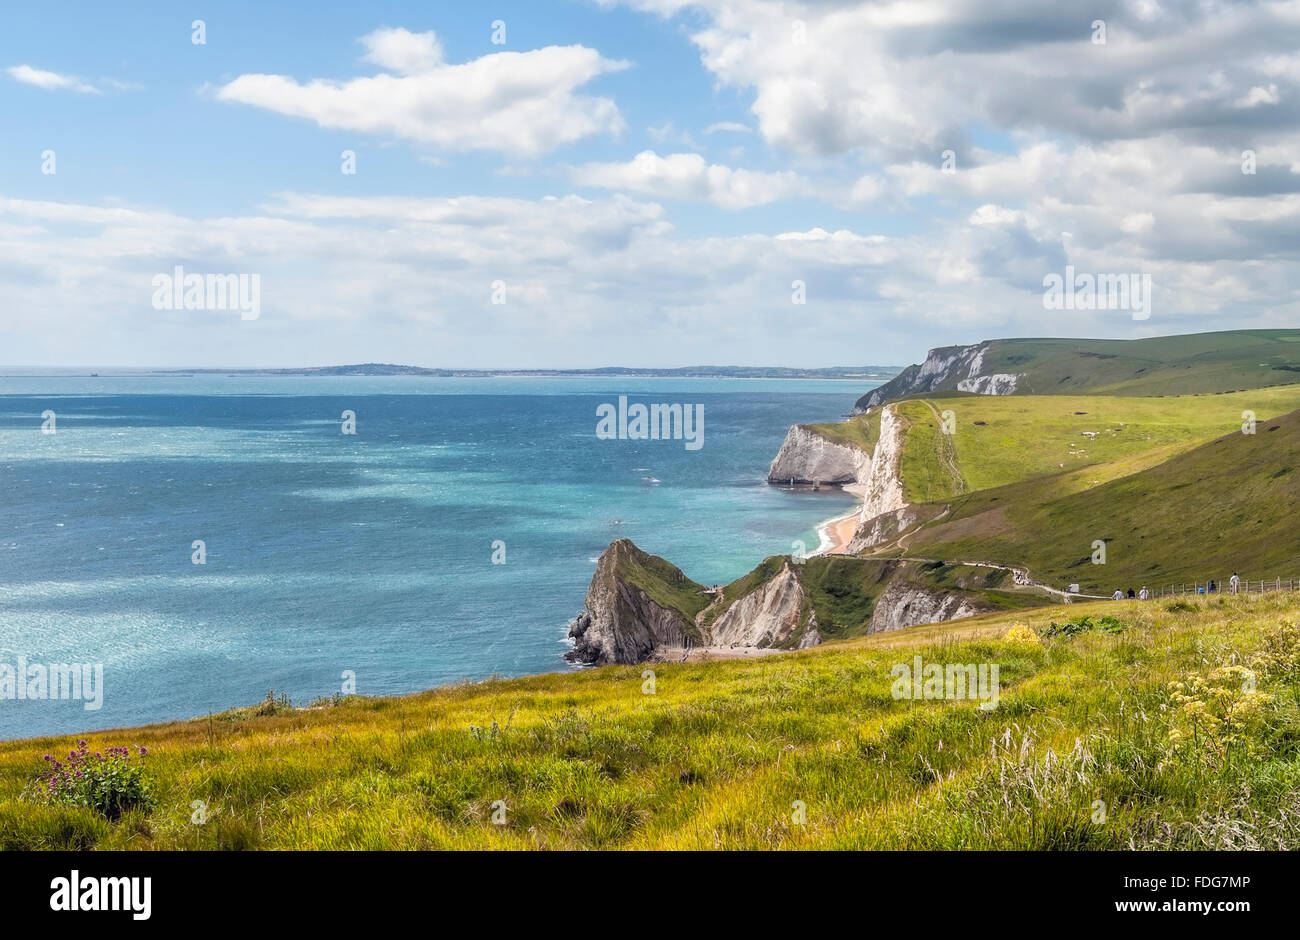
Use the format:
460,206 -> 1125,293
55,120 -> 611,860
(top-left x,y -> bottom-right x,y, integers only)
810,483 -> 866,556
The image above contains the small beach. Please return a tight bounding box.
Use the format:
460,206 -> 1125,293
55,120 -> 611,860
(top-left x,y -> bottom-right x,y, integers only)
812,483 -> 866,556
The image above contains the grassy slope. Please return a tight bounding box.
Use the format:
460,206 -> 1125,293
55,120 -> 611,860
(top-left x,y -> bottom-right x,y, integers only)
609,540 -> 711,626
895,385 -> 1300,504
5,594 -> 1299,850
982,330 -> 1300,396
895,408 -> 1300,592
801,410 -> 880,454
856,329 -> 1300,412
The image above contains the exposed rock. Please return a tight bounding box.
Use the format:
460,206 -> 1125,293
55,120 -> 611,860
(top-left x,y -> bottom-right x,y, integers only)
867,578 -> 983,634
566,539 -> 703,666
710,560 -> 816,648
767,424 -> 870,485
852,341 -> 1023,413
856,405 -> 907,523
848,505 -> 921,553
957,373 -> 1021,395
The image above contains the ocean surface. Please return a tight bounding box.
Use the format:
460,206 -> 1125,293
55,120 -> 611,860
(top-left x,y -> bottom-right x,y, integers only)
0,375 -> 878,740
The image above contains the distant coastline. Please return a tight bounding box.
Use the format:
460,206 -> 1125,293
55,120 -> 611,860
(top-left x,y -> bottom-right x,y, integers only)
0,363 -> 903,380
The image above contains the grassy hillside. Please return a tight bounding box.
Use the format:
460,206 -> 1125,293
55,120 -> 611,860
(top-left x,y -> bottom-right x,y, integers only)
802,410 -> 880,454
980,330 -> 1300,397
857,330 -> 1300,412
892,408 -> 1300,592
606,539 -> 712,627
895,385 -> 1300,503
5,594 -> 1299,849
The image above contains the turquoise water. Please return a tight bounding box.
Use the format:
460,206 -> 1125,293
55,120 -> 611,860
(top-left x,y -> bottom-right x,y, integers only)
0,376 -> 876,739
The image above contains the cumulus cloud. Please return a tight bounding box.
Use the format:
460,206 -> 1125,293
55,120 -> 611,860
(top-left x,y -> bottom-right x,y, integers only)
572,150 -> 808,208
3,187 -> 1296,369
215,30 -> 628,157
359,27 -> 444,73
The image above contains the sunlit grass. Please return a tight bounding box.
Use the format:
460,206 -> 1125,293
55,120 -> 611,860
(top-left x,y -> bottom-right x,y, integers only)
2,595 -> 1298,850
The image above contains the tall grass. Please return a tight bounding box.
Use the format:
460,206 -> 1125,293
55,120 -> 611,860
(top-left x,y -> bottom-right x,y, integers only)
1,596 -> 1296,850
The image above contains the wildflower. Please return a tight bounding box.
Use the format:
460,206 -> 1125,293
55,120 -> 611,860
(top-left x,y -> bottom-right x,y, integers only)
1003,623 -> 1040,645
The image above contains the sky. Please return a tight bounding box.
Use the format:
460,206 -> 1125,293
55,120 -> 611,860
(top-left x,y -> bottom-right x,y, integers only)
1,0 -> 1298,369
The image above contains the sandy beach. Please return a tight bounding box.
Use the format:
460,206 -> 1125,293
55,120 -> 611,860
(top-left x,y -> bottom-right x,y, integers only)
811,483 -> 866,556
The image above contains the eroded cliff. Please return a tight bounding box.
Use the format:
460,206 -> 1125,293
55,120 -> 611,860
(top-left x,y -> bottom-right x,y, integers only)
767,424 -> 871,485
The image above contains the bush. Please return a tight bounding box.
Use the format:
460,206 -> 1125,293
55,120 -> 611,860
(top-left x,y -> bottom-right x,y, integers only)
30,741 -> 155,820
1042,614 -> 1126,639
1002,623 -> 1041,645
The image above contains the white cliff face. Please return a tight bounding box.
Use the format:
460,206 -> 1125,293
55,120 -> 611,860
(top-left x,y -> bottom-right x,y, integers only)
867,578 -> 982,634
767,425 -> 871,485
854,340 -> 1023,412
957,373 -> 1020,395
848,505 -> 920,554
709,561 -> 817,648
857,405 -> 907,524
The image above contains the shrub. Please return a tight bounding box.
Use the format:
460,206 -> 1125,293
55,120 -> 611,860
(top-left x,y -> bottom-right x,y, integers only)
1041,614 -> 1126,638
1002,623 -> 1041,645
1168,666 -> 1272,765
30,741 -> 155,820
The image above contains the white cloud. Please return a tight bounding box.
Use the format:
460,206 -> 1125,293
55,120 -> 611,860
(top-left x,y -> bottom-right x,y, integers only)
703,121 -> 751,135
3,188 -> 1295,369
359,27 -> 443,74
573,150 -> 807,208
609,0 -> 1300,160
6,65 -> 100,94
215,34 -> 628,157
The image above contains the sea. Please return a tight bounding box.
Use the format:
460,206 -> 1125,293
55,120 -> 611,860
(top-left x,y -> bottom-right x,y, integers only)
0,374 -> 879,740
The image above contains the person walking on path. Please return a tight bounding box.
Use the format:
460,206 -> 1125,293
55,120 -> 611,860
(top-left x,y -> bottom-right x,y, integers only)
1113,589 -> 1123,600
1230,572 -> 1241,595
1139,586 -> 1150,600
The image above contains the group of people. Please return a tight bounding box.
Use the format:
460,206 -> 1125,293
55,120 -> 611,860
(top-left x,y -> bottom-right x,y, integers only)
1111,573 -> 1242,601
1112,587 -> 1152,600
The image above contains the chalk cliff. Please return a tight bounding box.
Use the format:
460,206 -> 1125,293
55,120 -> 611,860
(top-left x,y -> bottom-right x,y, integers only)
852,341 -> 1022,414
866,578 -> 984,634
566,539 -> 706,666
767,425 -> 870,485
709,560 -> 819,649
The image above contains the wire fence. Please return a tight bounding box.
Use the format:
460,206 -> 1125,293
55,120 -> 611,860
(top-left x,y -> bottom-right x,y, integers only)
1155,578 -> 1299,598
1052,577 -> 1300,602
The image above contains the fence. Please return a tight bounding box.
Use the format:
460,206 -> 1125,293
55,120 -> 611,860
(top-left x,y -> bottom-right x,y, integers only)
1155,578 -> 1299,598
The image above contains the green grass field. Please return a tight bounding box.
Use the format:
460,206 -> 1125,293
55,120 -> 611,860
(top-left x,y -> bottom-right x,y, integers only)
802,409 -> 881,454
895,385 -> 1300,504
5,594 -> 1298,850
858,330 -> 1300,412
886,406 -> 1300,593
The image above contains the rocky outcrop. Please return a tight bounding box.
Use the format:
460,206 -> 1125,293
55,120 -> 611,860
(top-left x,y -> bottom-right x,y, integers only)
957,373 -> 1020,395
852,341 -> 1023,413
856,405 -> 907,523
566,539 -> 703,666
866,578 -> 983,634
568,543 -> 823,666
709,560 -> 818,649
847,505 -> 922,554
568,541 -> 1026,667
767,425 -> 870,485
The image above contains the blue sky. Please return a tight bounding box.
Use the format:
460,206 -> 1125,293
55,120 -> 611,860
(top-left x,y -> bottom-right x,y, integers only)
2,1 -> 1298,368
